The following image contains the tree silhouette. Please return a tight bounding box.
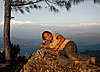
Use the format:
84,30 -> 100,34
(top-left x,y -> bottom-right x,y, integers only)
3,0 -> 100,61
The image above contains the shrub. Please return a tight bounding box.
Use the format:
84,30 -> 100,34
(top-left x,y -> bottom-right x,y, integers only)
11,43 -> 20,60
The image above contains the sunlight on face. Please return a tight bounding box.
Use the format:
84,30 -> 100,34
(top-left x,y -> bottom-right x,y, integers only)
44,33 -> 52,41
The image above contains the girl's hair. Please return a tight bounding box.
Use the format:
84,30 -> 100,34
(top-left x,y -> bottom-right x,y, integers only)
42,31 -> 52,40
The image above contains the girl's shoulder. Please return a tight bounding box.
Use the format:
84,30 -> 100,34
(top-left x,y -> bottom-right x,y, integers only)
54,33 -> 61,38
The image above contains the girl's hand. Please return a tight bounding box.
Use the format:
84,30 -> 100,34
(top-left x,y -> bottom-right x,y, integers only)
43,40 -> 48,43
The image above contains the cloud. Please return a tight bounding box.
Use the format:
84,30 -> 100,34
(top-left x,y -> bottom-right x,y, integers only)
0,19 -> 33,25
11,19 -> 33,25
0,21 -> 3,25
68,22 -> 100,27
40,24 -> 48,27
0,19 -> 49,27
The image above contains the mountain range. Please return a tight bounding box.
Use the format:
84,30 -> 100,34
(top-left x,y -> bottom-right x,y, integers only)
0,22 -> 100,56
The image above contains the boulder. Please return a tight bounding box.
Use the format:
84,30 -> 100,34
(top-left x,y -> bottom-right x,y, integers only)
21,49 -> 100,72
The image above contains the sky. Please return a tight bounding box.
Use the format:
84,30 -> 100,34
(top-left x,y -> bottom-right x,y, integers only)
0,0 -> 100,26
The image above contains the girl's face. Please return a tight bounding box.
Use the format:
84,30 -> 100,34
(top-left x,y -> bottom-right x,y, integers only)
44,33 -> 53,41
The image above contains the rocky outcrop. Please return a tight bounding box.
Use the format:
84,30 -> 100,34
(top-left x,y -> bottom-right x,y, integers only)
21,49 -> 100,72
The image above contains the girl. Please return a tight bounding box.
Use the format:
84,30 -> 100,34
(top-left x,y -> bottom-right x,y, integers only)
40,31 -> 96,64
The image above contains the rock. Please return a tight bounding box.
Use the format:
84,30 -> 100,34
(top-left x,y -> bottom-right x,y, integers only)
20,49 -> 100,72
0,62 -> 10,68
0,48 -> 5,53
0,48 -> 5,63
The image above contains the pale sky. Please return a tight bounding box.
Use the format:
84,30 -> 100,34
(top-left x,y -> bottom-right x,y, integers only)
0,0 -> 100,26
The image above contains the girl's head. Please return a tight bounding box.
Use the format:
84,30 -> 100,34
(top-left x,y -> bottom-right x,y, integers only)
42,31 -> 53,41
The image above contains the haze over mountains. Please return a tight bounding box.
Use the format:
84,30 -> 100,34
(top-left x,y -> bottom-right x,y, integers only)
0,20 -> 100,55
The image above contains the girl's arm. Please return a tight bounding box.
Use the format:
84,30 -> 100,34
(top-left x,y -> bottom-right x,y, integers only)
51,35 -> 65,51
56,35 -> 65,48
40,40 -> 49,48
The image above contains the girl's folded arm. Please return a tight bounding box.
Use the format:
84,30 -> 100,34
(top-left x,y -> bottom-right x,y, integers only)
56,35 -> 65,48
40,41 -> 49,48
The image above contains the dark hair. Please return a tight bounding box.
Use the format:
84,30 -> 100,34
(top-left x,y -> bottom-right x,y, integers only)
42,31 -> 52,40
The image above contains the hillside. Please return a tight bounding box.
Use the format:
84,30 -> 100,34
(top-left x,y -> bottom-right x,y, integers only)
21,49 -> 100,72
